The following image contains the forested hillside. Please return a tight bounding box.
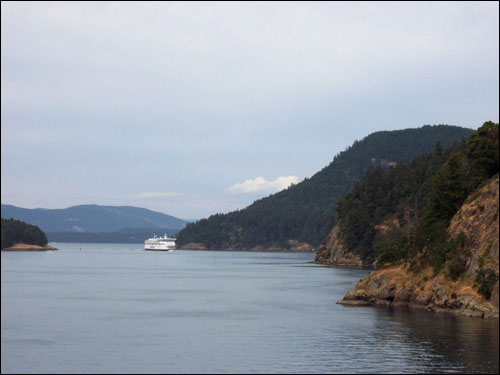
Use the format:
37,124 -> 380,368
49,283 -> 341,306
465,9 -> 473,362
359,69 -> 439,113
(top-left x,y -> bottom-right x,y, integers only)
1,218 -> 48,249
332,140 -> 466,264
318,121 -> 499,274
333,122 -> 499,317
177,125 -> 472,250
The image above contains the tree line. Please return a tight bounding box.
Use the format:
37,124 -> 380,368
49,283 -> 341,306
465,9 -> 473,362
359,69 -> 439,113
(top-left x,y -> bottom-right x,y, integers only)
1,218 -> 48,249
332,121 -> 498,292
177,125 -> 472,249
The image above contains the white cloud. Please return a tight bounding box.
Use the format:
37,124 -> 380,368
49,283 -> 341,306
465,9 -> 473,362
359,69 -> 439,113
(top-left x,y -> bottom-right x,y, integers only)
138,192 -> 184,199
227,176 -> 299,194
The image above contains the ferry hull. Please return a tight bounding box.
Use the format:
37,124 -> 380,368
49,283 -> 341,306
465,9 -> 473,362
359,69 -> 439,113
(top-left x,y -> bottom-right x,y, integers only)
144,245 -> 175,251
144,234 -> 176,251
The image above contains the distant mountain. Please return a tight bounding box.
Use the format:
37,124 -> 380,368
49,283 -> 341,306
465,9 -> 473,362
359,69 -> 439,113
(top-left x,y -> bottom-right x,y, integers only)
177,124 -> 474,250
0,204 -> 187,233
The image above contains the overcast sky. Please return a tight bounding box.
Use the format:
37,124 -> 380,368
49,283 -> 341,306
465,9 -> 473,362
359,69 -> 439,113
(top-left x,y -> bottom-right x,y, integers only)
1,1 -> 499,220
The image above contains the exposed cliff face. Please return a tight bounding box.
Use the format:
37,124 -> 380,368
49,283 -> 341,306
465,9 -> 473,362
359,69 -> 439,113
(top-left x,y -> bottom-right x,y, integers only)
316,215 -> 407,268
337,177 -> 499,318
448,177 -> 499,307
449,179 -> 498,258
314,226 -> 369,267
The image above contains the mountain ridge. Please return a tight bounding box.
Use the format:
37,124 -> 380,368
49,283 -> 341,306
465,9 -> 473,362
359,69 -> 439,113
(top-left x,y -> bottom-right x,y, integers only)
0,204 -> 187,233
177,124 -> 473,250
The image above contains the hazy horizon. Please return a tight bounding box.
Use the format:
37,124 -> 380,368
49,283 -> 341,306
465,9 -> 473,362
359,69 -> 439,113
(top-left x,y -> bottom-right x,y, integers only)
2,2 -> 498,219
0,123 -> 480,221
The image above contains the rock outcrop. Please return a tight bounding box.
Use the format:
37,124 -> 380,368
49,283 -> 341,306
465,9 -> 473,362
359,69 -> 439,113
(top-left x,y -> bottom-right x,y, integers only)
337,177 -> 499,318
338,266 -> 498,318
314,225 -> 370,268
449,178 -> 499,265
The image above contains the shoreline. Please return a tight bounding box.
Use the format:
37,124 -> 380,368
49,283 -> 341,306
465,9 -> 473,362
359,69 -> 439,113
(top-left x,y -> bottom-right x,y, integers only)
2,243 -> 58,251
336,265 -> 499,319
178,248 -> 316,253
309,260 -> 373,269
337,298 -> 499,319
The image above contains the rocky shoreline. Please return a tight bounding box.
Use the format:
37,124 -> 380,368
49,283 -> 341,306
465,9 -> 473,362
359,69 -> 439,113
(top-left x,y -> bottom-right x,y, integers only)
337,265 -> 499,319
319,177 -> 500,319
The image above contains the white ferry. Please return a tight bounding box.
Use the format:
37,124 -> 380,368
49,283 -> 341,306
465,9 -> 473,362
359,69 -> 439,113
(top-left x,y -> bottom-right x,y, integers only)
144,234 -> 176,251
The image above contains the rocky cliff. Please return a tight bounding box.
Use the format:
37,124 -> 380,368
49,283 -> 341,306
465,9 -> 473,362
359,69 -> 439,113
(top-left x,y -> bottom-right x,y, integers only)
337,177 -> 499,318
314,226 -> 369,268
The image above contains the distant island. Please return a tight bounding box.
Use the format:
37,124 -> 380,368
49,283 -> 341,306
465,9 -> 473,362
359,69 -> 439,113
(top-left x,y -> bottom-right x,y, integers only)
1,218 -> 57,251
1,204 -> 187,244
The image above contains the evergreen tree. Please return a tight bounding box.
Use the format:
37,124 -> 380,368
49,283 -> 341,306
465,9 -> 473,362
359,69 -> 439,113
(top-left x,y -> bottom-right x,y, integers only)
177,125 -> 472,249
330,121 -> 498,275
1,218 -> 48,249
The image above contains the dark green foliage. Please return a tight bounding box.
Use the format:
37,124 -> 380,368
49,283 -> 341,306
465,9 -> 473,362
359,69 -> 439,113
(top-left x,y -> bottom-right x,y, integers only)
334,121 -> 499,281
336,140 -> 465,261
447,257 -> 467,281
1,218 -> 48,249
445,232 -> 469,280
466,121 -> 499,184
475,268 -> 498,299
417,122 -> 499,271
178,125 -> 472,249
421,122 -> 499,229
374,236 -> 409,265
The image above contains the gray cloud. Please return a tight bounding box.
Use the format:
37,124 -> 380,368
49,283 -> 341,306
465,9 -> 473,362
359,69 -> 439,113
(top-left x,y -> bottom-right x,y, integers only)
1,2 -> 498,219
138,192 -> 184,199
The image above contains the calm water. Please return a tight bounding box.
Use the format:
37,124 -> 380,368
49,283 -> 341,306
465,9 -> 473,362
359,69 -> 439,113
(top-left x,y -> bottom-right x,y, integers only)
1,244 -> 498,374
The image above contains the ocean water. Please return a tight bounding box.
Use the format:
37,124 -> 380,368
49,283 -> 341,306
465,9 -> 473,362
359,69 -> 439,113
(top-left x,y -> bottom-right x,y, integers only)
1,243 -> 498,374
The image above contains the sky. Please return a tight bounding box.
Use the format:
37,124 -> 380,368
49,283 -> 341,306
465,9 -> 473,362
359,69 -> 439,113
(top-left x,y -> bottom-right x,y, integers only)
1,1 -> 499,220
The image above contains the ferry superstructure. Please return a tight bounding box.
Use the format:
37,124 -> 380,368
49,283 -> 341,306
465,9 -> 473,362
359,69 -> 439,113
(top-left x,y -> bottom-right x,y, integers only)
144,234 -> 176,251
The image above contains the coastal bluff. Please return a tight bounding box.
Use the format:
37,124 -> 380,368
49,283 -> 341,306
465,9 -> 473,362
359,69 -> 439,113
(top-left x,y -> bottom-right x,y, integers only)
337,177 -> 499,318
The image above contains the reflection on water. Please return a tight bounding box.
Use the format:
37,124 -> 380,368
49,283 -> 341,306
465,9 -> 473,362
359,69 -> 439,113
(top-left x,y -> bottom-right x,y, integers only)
382,308 -> 499,374
1,244 -> 498,374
